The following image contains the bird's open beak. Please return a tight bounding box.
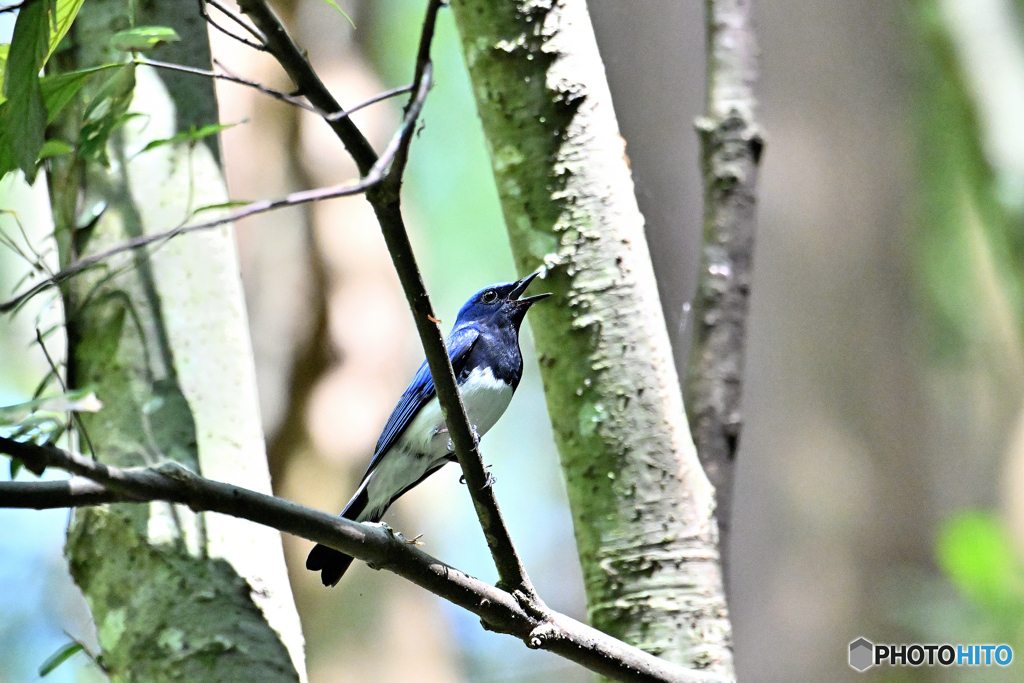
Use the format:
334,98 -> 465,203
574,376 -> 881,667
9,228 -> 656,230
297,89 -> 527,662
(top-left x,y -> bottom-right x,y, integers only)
510,269 -> 552,306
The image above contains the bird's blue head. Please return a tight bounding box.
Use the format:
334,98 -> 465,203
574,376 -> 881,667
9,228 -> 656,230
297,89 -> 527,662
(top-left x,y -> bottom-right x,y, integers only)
455,270 -> 551,332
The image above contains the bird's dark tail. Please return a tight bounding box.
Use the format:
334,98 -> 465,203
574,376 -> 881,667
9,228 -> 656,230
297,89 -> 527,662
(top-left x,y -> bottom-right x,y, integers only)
306,483 -> 372,587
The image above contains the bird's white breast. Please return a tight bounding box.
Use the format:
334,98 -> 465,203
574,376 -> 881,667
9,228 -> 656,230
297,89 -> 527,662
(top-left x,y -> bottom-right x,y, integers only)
457,365 -> 516,439
362,366 -> 514,519
403,365 -> 514,456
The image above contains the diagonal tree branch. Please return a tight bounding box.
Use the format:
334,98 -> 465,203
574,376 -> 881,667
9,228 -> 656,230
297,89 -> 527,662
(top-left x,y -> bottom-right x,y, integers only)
201,0 -> 268,51
0,437 -> 730,683
364,0 -> 537,600
140,55 -> 415,121
686,0 -> 764,586
138,57 -> 319,112
203,0 -> 267,48
324,83 -> 416,121
231,0 -> 538,598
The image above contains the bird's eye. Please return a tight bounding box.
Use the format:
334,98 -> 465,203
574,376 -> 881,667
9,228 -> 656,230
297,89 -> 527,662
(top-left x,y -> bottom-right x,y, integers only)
482,289 -> 498,304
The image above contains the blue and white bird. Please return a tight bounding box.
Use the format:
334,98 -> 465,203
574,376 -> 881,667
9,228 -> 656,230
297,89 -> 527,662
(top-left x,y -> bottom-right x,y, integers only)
306,271 -> 550,586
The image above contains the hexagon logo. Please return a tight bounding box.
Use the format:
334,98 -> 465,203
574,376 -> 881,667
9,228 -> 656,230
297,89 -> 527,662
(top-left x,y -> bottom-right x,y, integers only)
849,638 -> 874,671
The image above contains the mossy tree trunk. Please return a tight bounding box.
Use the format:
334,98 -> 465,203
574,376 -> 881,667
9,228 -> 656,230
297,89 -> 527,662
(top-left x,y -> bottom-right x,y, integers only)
448,0 -> 733,675
45,0 -> 306,679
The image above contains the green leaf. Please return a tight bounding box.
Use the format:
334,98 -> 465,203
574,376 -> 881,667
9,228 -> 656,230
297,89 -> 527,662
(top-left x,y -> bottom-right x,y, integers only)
3,0 -> 49,98
0,389 -> 102,426
0,136 -> 19,182
38,641 -> 84,677
70,200 -> 106,254
936,510 -> 1024,611
110,26 -> 181,52
316,0 -> 355,28
43,423 -> 66,445
40,64 -> 120,124
32,368 -> 59,400
0,61 -> 112,184
79,112 -> 144,165
9,456 -> 22,479
37,139 -> 72,159
138,121 -> 238,154
190,200 -> 251,216
83,63 -> 136,121
46,0 -> 85,62
79,64 -> 138,165
10,414 -> 64,442
2,0 -> 50,182
0,44 -> 10,106
0,0 -> 81,105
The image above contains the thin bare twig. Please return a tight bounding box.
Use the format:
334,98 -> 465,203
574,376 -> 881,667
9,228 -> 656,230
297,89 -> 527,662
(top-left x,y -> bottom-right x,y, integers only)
324,83 -> 415,122
686,0 -> 763,587
199,0 -> 267,51
138,58 -> 317,112
33,327 -> 97,457
0,437 -> 730,683
0,184 -> 365,313
206,0 -> 266,43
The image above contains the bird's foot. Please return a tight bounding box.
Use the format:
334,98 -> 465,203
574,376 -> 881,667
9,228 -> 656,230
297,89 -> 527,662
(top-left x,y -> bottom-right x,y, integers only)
405,534 -> 424,546
459,464 -> 495,487
444,426 -> 481,454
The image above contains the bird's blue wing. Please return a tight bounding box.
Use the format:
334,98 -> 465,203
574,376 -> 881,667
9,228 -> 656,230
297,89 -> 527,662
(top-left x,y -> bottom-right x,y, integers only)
361,326 -> 480,480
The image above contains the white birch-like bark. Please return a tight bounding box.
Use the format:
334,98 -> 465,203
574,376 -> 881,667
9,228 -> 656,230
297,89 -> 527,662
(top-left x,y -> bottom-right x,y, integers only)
449,0 -> 734,674
687,0 -> 763,583
46,0 -> 307,678
123,66 -> 307,676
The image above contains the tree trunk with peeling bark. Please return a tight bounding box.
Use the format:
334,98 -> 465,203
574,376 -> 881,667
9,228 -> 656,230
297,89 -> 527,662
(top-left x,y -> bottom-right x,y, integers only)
448,0 -> 734,674
687,0 -> 763,584
46,0 -> 306,679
